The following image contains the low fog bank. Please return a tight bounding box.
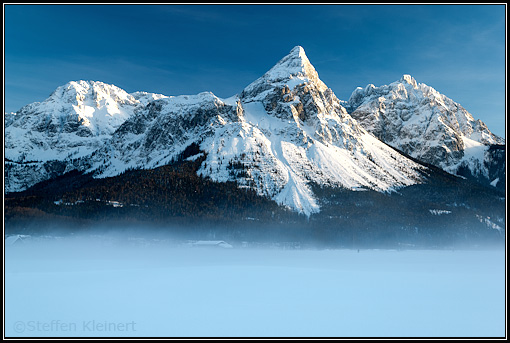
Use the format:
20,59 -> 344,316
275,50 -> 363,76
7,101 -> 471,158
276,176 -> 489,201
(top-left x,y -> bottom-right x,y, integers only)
4,219 -> 506,250
5,233 -> 506,337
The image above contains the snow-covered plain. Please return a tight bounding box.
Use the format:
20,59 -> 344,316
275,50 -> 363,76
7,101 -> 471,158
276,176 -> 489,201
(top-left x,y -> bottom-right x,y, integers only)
5,236 -> 505,338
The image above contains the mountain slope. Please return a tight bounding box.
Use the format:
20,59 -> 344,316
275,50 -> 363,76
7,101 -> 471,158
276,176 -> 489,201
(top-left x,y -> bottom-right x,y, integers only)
346,75 -> 505,191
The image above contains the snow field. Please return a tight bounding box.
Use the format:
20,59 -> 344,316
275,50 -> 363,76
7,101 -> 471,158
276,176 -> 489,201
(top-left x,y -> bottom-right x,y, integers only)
5,238 -> 505,337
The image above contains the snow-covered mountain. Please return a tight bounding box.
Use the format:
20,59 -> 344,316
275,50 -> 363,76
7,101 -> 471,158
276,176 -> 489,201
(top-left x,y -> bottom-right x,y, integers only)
346,75 -> 505,189
5,47 -> 429,215
82,46 -> 426,215
4,80 -> 166,192
5,47 -> 504,216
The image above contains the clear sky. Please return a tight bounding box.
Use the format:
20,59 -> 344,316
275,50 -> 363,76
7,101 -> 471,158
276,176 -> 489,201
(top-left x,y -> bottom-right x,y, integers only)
4,4 -> 506,137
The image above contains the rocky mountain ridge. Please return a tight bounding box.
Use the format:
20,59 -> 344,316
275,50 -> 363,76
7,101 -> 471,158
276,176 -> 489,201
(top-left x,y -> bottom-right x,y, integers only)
5,47 -> 505,215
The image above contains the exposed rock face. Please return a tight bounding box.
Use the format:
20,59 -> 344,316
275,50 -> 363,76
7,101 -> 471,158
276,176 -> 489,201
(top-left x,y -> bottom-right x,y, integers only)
87,92 -> 239,177
346,75 -> 505,191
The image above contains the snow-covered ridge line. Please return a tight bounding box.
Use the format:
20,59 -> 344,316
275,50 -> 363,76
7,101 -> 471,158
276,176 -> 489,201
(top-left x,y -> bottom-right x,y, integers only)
5,46 -> 503,214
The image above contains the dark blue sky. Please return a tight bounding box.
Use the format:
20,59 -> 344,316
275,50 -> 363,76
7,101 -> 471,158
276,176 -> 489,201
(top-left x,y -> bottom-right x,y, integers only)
4,4 -> 506,137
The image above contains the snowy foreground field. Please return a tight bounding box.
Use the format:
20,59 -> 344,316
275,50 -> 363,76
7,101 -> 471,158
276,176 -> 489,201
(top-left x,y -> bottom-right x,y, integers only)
5,236 -> 506,337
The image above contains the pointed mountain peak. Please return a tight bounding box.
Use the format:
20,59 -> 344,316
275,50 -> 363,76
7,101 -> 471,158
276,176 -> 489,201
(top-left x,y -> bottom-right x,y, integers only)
399,74 -> 418,88
242,46 -> 327,98
288,45 -> 306,58
267,45 -> 316,80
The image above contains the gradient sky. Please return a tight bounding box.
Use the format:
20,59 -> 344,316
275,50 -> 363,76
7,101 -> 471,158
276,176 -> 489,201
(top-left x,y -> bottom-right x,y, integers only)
4,4 -> 506,137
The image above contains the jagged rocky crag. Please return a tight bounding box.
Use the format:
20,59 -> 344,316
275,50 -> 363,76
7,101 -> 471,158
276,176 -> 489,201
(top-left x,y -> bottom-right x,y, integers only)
346,75 -> 505,191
